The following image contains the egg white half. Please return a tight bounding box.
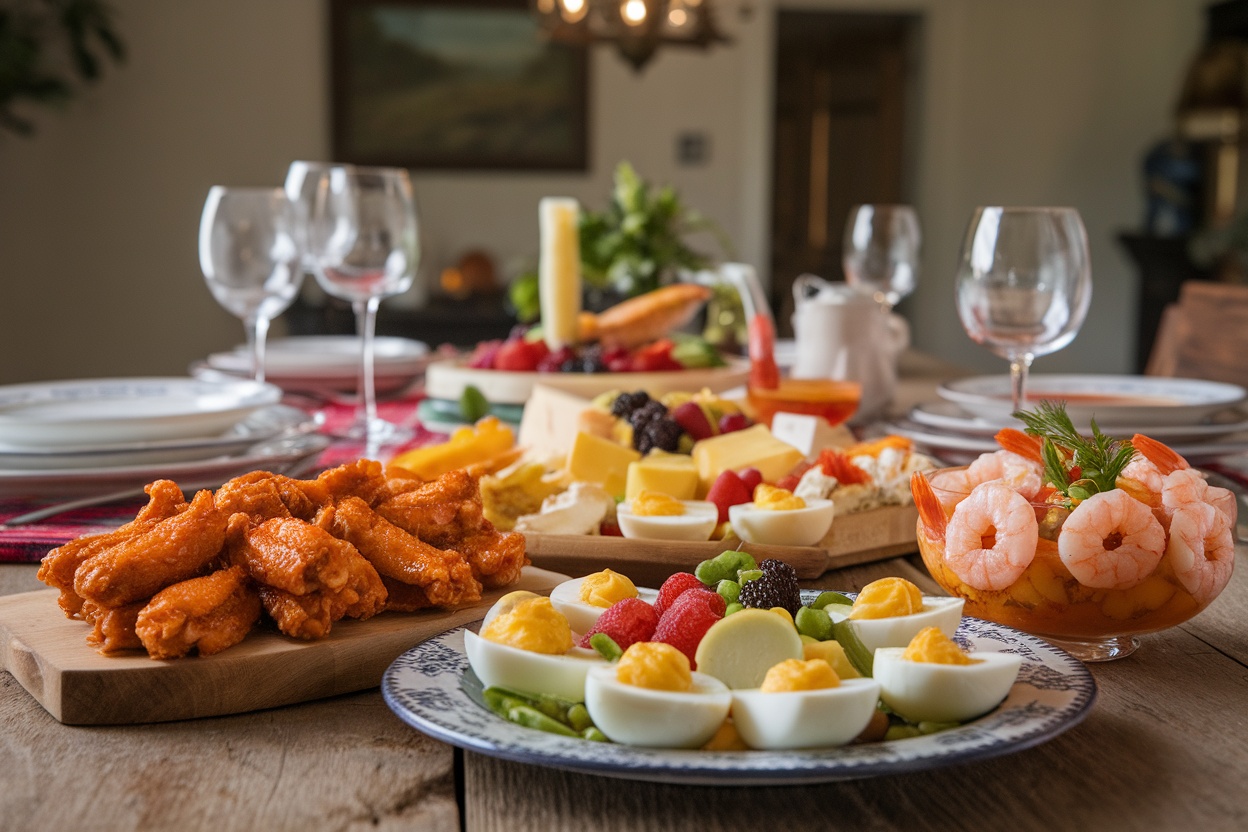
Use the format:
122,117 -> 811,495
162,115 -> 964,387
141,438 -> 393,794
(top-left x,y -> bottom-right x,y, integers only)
617,500 -> 719,541
829,596 -> 965,655
464,629 -> 605,702
728,499 -> 835,547
548,576 -> 661,636
584,665 -> 731,748
872,647 -> 1022,724
730,677 -> 883,750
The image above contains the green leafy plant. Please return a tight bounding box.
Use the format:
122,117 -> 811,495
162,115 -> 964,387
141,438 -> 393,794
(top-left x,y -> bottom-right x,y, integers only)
0,0 -> 125,136
508,161 -> 731,322
1015,401 -> 1137,506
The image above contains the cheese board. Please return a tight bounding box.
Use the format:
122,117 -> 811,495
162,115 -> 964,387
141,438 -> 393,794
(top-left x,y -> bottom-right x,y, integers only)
0,566 -> 567,725
522,503 -> 919,587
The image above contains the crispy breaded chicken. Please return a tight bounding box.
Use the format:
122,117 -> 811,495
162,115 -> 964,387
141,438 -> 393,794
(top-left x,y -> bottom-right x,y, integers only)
375,469 -> 489,546
259,545 -> 386,639
74,489 -> 227,608
135,565 -> 262,659
82,600 -> 146,653
450,529 -> 529,589
227,515 -> 354,596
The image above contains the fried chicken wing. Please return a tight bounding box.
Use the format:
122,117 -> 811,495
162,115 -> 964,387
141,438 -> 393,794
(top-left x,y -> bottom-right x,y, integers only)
214,470 -> 323,521
450,529 -> 529,589
74,489 -> 227,608
228,515 -> 354,596
39,480 -> 189,617
135,565 -> 261,659
324,497 -> 482,608
82,600 -> 146,653
310,459 -> 389,506
378,576 -> 431,613
376,468 -> 489,546
258,546 -> 386,639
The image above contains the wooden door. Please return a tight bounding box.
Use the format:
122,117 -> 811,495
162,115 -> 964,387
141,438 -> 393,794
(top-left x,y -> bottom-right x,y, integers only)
770,12 -> 917,333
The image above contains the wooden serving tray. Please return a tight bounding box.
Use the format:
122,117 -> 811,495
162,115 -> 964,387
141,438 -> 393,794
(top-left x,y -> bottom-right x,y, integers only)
0,566 -> 566,725
523,504 -> 919,587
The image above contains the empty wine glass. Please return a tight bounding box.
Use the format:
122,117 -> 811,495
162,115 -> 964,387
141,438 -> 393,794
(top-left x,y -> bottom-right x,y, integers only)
284,161 -> 332,298
842,204 -> 921,310
306,165 -> 419,449
955,207 -> 1093,413
198,186 -> 303,383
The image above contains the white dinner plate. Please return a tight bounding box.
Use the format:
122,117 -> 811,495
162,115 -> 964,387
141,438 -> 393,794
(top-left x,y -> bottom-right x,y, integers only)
0,377 -> 282,448
424,355 -> 750,406
204,336 -> 430,394
0,405 -> 316,470
383,606 -> 1096,786
910,400 -> 1248,443
883,418 -> 1248,466
938,375 -> 1247,426
0,432 -> 330,498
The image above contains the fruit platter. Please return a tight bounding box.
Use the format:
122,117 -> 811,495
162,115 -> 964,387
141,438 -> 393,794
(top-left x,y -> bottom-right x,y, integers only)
382,564 -> 1097,784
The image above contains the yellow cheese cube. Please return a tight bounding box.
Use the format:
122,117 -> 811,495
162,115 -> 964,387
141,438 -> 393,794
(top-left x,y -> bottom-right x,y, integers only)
625,452 -> 699,500
691,424 -> 804,496
566,432 -> 640,498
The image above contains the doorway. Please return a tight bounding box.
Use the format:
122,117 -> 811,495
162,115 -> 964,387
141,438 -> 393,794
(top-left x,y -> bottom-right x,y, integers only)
769,11 -> 920,333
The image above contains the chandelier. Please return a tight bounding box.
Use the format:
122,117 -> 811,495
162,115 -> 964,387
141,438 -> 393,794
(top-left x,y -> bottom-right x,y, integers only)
531,0 -> 732,72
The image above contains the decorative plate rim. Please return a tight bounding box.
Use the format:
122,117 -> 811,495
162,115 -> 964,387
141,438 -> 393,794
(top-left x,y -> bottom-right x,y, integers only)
382,599 -> 1097,786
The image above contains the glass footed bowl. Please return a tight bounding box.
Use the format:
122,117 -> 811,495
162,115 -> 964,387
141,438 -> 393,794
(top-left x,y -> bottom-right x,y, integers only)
914,467 -> 1237,662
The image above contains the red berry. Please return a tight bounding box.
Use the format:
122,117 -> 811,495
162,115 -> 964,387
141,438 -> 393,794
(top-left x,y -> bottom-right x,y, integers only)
719,412 -> 751,433
672,401 -> 715,441
467,339 -> 503,369
578,598 -> 659,651
653,588 -> 725,669
493,338 -> 549,372
705,469 -> 752,523
654,572 -> 706,618
738,467 -> 763,493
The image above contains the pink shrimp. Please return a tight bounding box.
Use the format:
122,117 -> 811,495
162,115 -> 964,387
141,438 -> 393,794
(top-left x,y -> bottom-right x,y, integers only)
994,428 -> 1044,464
1131,434 -> 1189,475
910,471 -> 947,542
1058,490 -> 1165,590
1166,501 -> 1235,606
1157,466 -> 1239,528
944,481 -> 1038,591
966,450 -> 1044,501
928,468 -> 973,515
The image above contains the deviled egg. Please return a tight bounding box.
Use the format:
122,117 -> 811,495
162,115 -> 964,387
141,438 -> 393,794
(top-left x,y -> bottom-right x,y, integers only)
549,571 -> 660,635
464,591 -> 604,702
617,491 -> 718,542
873,627 -> 1022,724
731,658 -> 882,750
728,486 -> 834,547
584,642 -> 731,748
828,577 -> 965,655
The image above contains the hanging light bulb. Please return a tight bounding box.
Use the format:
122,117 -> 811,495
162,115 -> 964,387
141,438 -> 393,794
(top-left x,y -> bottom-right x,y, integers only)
531,0 -> 733,72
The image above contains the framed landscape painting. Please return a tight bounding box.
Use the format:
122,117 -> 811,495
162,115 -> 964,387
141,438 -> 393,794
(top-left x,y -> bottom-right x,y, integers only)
330,0 -> 589,170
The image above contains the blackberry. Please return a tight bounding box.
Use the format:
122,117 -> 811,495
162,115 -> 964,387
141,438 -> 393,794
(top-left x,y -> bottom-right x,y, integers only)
627,400 -> 668,431
611,390 -> 650,418
737,558 -> 802,616
636,417 -> 683,454
577,345 -> 607,373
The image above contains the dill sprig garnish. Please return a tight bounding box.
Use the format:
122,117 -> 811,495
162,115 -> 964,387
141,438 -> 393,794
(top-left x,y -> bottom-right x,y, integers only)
1013,401 -> 1136,504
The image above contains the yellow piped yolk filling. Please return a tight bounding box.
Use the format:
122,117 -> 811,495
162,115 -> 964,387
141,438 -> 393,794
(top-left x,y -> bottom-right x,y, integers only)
615,642 -> 693,692
901,626 -> 981,665
849,576 -> 923,620
632,490 -> 686,517
754,484 -> 806,511
480,596 -> 574,655
577,568 -> 638,608
760,658 -> 841,692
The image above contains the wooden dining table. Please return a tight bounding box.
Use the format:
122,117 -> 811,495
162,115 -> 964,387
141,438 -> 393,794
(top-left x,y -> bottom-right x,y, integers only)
2,354 -> 1246,831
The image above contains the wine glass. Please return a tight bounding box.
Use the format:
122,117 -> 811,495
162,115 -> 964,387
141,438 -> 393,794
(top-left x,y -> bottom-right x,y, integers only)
306,165 -> 419,449
198,186 -> 303,383
955,207 -> 1092,413
284,161 -> 332,301
842,204 -> 921,310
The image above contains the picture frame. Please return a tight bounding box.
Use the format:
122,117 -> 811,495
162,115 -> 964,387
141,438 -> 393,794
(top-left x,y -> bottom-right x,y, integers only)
330,0 -> 590,171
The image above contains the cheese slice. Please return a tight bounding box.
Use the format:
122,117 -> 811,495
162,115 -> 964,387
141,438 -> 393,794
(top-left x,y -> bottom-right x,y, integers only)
566,432 -> 640,499
539,197 -> 582,349
691,424 -> 804,495
626,452 -> 699,500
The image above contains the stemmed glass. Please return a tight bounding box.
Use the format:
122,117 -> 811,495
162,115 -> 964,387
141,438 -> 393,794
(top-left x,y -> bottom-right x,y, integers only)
842,204 -> 921,310
198,186 -> 303,383
305,165 -> 419,448
955,207 -> 1092,413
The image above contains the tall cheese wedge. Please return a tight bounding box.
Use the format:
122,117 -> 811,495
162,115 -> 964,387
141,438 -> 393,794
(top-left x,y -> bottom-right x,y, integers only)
691,424 -> 804,496
626,451 -> 699,500
566,432 -> 640,499
539,196 -> 582,349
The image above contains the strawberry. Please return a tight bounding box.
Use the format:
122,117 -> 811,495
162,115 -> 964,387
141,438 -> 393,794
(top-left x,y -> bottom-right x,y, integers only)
705,469 -> 752,523
672,401 -> 715,441
578,598 -> 659,652
653,588 -> 726,669
493,338 -> 549,372
738,467 -> 763,494
654,572 -> 706,617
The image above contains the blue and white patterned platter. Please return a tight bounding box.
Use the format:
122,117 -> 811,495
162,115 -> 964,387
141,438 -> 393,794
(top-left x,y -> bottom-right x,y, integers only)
382,593 -> 1097,786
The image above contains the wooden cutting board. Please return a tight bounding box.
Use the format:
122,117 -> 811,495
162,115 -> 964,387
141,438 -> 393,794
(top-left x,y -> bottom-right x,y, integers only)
0,566 -> 567,726
523,504 -> 919,587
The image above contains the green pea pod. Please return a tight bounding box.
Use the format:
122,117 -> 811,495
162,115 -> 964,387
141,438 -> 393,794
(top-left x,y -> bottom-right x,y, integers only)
917,720 -> 961,735
581,727 -> 610,742
488,685 -> 576,722
507,704 -> 579,737
589,632 -> 623,662
482,688 -> 531,720
884,723 -> 923,742
830,618 -> 874,677
811,591 -> 854,610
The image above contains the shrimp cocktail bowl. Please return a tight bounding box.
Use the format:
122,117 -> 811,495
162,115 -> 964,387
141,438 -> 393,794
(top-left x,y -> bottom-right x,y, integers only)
910,402 -> 1236,661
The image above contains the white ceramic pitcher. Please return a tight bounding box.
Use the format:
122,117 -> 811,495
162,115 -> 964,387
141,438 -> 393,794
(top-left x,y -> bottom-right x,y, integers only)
790,274 -> 909,421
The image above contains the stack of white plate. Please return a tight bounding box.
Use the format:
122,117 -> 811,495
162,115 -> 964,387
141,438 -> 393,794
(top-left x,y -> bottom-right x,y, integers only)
0,378 -> 329,497
196,335 -> 430,395
883,374 -> 1248,464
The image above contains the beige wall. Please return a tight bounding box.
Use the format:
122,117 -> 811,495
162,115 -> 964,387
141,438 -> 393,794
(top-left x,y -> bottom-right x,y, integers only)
0,0 -> 1203,383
